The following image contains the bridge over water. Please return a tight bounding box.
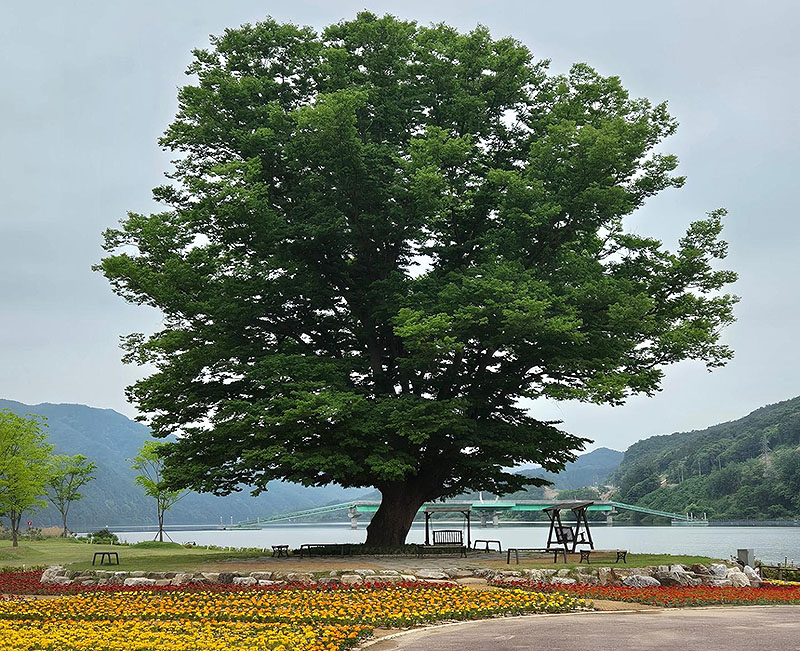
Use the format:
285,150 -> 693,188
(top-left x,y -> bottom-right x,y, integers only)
235,500 -> 708,528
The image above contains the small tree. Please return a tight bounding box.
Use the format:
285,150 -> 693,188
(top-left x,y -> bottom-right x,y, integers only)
131,441 -> 184,542
47,455 -> 97,537
0,410 -> 53,547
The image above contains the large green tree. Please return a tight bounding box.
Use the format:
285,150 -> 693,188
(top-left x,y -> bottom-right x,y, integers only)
98,13 -> 737,545
0,410 -> 53,547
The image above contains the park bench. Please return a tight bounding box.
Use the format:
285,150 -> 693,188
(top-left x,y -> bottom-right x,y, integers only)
298,543 -> 351,558
506,547 -> 567,564
472,539 -> 502,553
92,551 -> 119,566
579,548 -> 628,564
417,529 -> 467,558
553,525 -> 591,552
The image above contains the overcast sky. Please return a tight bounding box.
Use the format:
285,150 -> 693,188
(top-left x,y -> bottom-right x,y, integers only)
1,1 -> 798,453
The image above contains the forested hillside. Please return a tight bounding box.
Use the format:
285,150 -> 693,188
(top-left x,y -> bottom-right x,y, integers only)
613,396 -> 800,520
0,400 -> 368,530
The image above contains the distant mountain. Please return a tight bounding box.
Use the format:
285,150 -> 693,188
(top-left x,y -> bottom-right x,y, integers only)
0,399 -> 368,530
612,395 -> 800,521
518,447 -> 623,490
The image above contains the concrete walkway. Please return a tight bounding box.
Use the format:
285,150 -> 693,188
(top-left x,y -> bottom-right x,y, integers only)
363,606 -> 800,650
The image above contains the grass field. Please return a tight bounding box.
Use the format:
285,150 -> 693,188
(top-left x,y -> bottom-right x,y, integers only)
0,538 -> 722,573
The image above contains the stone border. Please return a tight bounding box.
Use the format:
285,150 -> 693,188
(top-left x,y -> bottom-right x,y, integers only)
39,562 -> 761,588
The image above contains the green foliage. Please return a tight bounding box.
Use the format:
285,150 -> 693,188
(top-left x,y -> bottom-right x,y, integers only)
86,528 -> 119,544
0,410 -> 53,546
47,455 -> 97,536
131,442 -> 186,541
97,13 -> 737,545
613,396 -> 800,520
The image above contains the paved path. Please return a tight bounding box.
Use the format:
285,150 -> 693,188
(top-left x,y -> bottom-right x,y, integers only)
364,606 -> 800,650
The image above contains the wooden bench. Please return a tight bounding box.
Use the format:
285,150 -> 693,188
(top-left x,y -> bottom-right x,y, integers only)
271,544 -> 289,558
417,529 -> 467,558
298,543 -> 350,558
473,539 -> 502,553
506,547 -> 567,564
579,548 -> 628,564
92,551 -> 119,566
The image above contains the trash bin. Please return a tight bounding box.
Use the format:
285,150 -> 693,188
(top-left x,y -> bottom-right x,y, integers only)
737,548 -> 754,567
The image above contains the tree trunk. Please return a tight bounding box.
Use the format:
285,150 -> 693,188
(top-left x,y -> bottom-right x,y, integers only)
365,481 -> 430,547
158,511 -> 164,543
61,508 -> 69,537
10,511 -> 20,548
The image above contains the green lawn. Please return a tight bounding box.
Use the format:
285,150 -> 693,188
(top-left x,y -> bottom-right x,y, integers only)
0,538 -> 723,573
0,538 -> 270,572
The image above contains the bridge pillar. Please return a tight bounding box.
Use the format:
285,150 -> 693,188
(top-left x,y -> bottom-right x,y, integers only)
492,512 -> 500,527
606,508 -> 617,526
480,512 -> 487,527
348,506 -> 360,530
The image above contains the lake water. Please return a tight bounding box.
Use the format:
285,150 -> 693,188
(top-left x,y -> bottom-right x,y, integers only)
115,523 -> 800,565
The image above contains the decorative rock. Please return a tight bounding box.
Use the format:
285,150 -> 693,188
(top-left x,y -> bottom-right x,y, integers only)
217,572 -> 237,584
154,579 -> 172,587
340,574 -> 364,585
551,577 -> 577,585
443,568 -> 473,579
286,573 -> 314,584
130,571 -> 147,578
400,575 -> 417,583
379,570 -> 400,576
524,569 -> 547,583
170,573 -> 193,585
250,572 -> 273,580
669,565 -> 688,574
727,571 -> 750,587
147,572 -> 167,579
598,567 -> 615,586
709,564 -> 728,578
233,577 -> 258,585
576,575 -> 599,585
622,574 -> 661,587
690,564 -> 711,575
353,569 -> 376,576
318,577 -> 340,586
495,570 -> 522,579
201,573 -> 220,582
415,570 -> 449,580
123,578 -> 156,586
365,574 -> 402,584
711,579 -> 732,587
656,570 -> 700,587
556,569 -> 572,577
743,566 -> 762,586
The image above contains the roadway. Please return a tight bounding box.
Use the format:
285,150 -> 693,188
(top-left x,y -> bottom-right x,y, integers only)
363,606 -> 800,650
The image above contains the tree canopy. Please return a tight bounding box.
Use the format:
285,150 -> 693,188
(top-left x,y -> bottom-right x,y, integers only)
98,12 -> 738,545
47,454 -> 97,537
0,410 -> 53,546
131,441 -> 185,542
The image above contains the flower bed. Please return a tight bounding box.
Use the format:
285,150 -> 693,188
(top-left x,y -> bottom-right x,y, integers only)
492,579 -> 800,607
0,582 -> 584,650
